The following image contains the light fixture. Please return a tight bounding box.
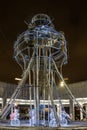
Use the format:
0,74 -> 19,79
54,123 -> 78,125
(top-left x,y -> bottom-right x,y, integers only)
59,81 -> 64,87
15,77 -> 21,81
59,77 -> 69,87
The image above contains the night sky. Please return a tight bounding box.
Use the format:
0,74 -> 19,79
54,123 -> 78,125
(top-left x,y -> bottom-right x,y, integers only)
0,0 -> 87,84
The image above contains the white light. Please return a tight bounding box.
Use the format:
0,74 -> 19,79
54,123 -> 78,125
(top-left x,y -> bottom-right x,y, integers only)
14,102 -> 18,106
15,78 -> 21,81
60,81 -> 64,87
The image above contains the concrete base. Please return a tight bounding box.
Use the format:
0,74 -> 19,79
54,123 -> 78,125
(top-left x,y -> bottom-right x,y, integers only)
0,121 -> 87,130
0,126 -> 87,130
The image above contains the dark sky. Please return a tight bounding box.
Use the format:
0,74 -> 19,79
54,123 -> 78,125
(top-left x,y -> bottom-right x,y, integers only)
0,0 -> 87,84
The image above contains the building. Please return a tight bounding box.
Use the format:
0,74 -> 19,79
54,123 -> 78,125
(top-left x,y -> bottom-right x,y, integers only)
0,80 -> 87,120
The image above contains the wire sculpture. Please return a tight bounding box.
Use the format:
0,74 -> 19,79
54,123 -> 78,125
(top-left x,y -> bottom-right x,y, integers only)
0,14 -> 86,127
